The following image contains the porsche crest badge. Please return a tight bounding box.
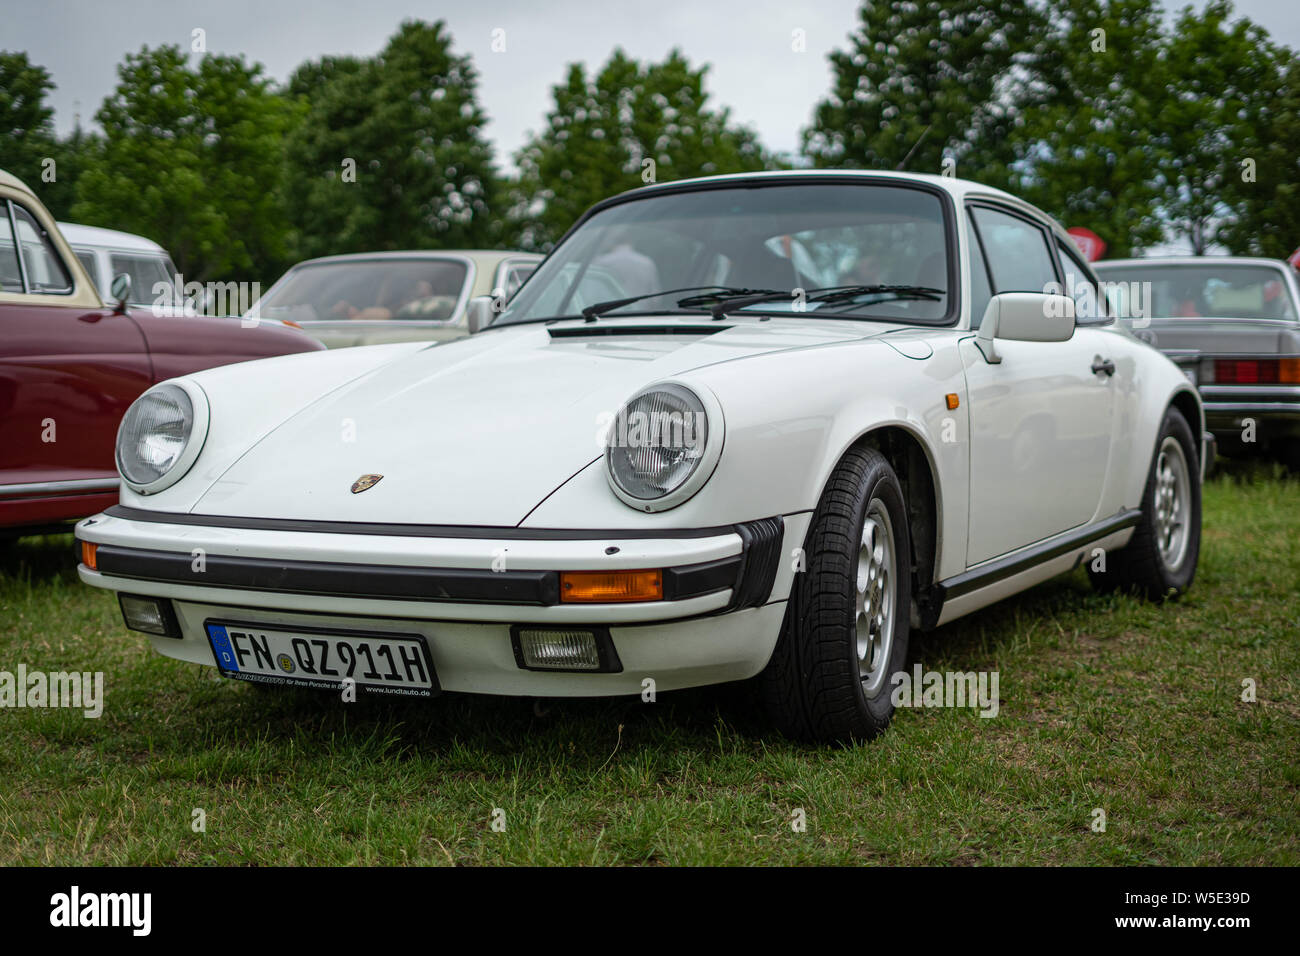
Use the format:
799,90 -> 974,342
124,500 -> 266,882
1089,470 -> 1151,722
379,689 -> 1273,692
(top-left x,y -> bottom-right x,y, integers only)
351,474 -> 383,494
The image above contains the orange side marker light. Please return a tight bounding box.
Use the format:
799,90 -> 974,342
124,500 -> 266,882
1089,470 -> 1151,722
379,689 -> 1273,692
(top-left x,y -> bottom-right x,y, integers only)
560,569 -> 663,603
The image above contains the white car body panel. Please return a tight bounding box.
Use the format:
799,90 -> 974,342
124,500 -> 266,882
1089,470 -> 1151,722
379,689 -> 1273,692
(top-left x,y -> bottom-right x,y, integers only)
77,170 -> 1204,696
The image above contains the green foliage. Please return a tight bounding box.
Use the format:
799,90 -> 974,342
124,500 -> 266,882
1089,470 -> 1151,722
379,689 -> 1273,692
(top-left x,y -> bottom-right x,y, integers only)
1157,0 -> 1284,254
0,51 -> 95,220
283,21 -> 502,260
0,51 -> 56,186
803,0 -> 1046,185
5,4 -> 1298,277
1006,0 -> 1169,257
512,49 -> 773,250
1210,40 -> 1300,258
805,0 -> 1295,258
70,45 -> 295,283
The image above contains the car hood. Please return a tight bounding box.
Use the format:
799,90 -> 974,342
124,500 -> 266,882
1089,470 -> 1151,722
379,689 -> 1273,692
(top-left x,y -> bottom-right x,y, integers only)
1141,316 -> 1300,354
189,317 -> 877,526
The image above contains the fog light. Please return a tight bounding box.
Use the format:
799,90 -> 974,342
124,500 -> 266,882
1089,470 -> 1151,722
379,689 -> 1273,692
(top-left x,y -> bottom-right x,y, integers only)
118,594 -> 181,638
511,626 -> 621,672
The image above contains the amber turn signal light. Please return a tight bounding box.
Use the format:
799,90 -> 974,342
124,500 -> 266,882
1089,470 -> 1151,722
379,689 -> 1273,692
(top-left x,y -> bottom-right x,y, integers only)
560,569 -> 663,603
80,541 -> 98,570
945,393 -> 960,410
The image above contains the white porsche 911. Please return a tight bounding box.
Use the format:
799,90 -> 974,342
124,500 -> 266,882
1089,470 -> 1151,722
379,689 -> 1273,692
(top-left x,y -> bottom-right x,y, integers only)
75,171 -> 1205,743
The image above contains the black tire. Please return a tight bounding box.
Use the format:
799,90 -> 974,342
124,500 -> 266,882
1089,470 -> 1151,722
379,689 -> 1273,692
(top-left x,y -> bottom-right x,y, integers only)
1088,407 -> 1200,600
760,445 -> 912,744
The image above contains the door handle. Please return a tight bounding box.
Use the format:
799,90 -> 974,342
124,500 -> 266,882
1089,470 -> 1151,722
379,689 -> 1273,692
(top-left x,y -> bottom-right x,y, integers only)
1091,356 -> 1115,377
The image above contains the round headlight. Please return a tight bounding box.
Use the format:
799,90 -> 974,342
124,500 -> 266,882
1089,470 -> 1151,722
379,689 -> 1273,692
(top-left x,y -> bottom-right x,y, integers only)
116,383 -> 206,492
605,383 -> 722,511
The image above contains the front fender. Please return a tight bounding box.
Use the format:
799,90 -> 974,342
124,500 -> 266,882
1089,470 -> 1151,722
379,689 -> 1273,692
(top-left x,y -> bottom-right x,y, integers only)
522,338 -> 970,580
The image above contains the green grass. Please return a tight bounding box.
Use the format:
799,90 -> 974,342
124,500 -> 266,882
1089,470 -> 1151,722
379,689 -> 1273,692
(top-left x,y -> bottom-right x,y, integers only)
1,463 -> 1297,866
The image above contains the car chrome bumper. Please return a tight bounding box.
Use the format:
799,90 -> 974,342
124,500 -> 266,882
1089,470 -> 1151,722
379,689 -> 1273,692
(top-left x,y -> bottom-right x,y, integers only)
1199,385 -> 1300,439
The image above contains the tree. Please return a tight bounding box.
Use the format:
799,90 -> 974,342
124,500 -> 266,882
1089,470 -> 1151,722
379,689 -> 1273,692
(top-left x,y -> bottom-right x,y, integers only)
284,20 -> 502,260
72,45 -> 295,283
0,51 -> 56,185
1215,48 -> 1300,258
512,49 -> 772,249
1006,0 -> 1169,257
1157,0 -> 1279,254
803,0 -> 1046,184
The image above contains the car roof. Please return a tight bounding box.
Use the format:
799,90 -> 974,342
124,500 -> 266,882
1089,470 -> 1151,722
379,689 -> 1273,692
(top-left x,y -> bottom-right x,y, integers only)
587,168 -> 1064,238
57,221 -> 168,254
621,168 -> 1029,204
1096,256 -> 1293,270
290,250 -> 541,268
0,168 -> 33,194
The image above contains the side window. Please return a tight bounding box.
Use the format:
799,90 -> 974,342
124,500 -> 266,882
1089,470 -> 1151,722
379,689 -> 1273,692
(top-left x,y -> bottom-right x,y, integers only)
74,251 -> 101,290
969,206 -> 1057,296
1055,239 -> 1109,324
499,262 -> 535,300
110,254 -> 172,306
966,211 -> 994,329
11,203 -> 73,294
0,204 -> 23,292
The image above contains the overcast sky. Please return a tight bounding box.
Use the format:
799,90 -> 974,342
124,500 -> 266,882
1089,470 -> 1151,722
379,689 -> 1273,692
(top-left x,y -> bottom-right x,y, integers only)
9,0 -> 1298,175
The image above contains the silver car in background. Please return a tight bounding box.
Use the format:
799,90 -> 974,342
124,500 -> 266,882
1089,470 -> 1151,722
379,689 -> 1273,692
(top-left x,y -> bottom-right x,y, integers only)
248,250 -> 541,348
1096,256 -> 1300,468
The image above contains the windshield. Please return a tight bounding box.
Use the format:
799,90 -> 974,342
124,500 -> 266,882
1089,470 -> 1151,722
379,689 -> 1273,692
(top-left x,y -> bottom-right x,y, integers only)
255,258 -> 469,322
496,182 -> 953,326
1098,264 -> 1297,321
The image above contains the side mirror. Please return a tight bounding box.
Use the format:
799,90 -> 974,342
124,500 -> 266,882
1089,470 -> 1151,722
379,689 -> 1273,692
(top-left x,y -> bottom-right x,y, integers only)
465,294 -> 497,334
109,273 -> 132,314
975,292 -> 1075,364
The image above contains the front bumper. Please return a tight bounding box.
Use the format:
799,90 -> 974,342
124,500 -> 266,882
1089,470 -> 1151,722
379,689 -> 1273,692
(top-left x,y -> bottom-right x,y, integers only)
75,507 -> 806,696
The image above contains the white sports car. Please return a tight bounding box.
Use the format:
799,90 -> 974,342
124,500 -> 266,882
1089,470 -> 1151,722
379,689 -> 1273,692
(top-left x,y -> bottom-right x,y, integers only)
75,171 -> 1205,743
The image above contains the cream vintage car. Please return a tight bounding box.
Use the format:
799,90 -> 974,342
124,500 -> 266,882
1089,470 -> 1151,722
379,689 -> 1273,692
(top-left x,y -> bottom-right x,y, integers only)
246,250 -> 541,348
75,171 -> 1205,743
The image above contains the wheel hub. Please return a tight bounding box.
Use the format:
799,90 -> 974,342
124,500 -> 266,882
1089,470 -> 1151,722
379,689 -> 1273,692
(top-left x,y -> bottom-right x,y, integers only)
855,499 -> 897,695
1153,436 -> 1191,571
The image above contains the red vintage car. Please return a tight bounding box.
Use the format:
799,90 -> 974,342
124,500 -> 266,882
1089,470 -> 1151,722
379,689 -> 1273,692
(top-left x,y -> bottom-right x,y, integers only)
0,169 -> 323,537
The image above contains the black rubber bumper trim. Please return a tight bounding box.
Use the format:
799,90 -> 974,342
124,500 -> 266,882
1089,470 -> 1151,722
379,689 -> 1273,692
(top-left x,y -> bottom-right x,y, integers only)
729,516 -> 784,610
102,504 -> 737,541
93,545 -> 561,606
86,541 -> 770,608
662,556 -> 741,601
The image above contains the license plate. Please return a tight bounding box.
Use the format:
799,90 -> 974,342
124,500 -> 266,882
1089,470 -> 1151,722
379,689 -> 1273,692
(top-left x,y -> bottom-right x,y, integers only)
205,621 -> 438,697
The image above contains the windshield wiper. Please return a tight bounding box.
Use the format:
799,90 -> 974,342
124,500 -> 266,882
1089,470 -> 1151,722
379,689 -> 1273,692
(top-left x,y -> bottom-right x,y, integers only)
708,284 -> 944,318
811,284 -> 943,304
580,286 -> 781,321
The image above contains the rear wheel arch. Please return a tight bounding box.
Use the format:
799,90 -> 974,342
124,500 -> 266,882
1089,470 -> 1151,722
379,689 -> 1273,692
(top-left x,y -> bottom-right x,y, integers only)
1168,388 -> 1203,471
